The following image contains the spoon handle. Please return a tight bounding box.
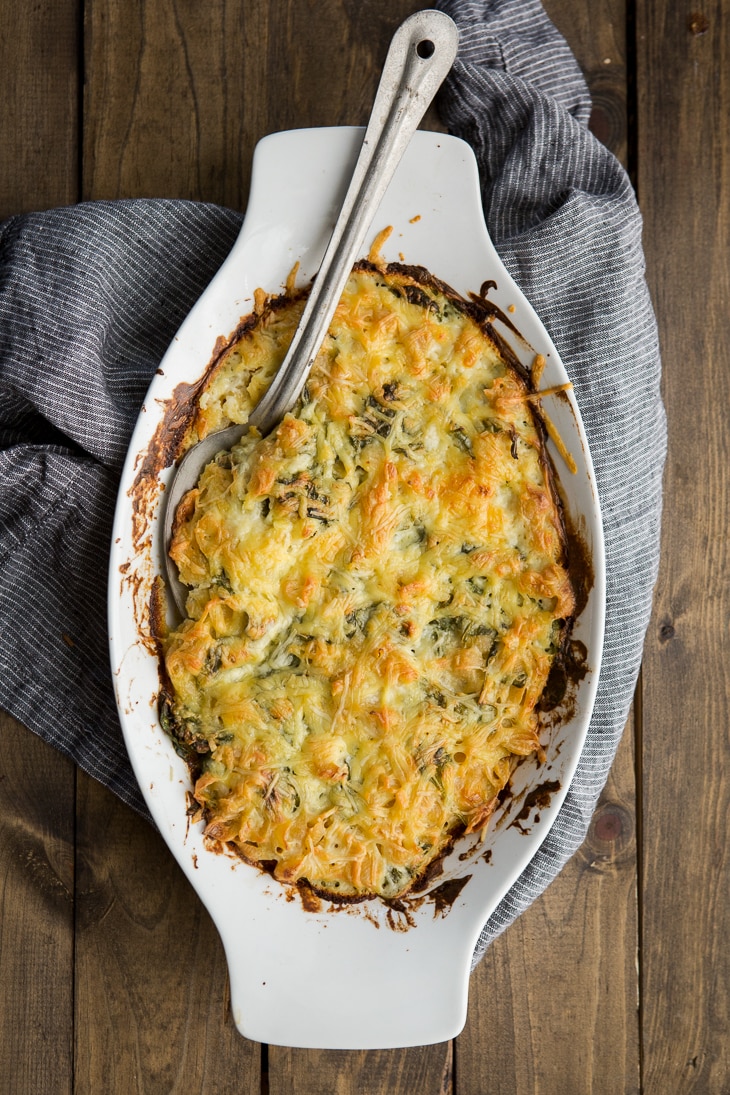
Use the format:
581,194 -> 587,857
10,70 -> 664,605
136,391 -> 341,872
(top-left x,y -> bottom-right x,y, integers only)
247,9 -> 459,434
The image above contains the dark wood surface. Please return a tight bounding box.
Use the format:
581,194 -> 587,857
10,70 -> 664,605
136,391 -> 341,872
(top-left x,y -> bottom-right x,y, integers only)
0,1 -> 726,1092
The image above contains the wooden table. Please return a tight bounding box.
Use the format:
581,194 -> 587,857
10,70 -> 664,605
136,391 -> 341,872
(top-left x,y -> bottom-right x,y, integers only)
1,1 -> 727,1092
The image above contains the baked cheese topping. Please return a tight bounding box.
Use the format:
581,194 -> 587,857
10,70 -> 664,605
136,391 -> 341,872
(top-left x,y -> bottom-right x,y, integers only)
161,263 -> 575,900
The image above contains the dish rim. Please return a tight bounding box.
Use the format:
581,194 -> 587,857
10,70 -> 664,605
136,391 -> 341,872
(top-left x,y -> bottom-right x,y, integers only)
108,125 -> 606,1049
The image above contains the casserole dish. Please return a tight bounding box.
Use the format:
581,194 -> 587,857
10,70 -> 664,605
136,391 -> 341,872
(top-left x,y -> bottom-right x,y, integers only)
108,126 -> 605,1049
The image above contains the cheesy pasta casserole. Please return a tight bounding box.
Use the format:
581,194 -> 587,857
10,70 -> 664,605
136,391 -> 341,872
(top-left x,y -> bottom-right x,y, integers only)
160,261 -> 575,900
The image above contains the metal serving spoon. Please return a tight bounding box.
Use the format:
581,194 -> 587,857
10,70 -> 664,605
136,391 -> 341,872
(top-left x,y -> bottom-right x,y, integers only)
164,9 -> 459,615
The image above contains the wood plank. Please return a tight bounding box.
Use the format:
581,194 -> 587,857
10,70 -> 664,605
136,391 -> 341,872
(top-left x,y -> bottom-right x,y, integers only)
0,714 -> 75,1095
83,0 -> 427,209
83,0 -> 241,205
637,1 -> 730,1091
73,774 -> 261,1094
268,1046 -> 452,1095
457,1 -> 641,1089
0,2 -> 80,1091
457,725 -> 639,1094
0,0 -> 80,218
76,1 -> 267,1086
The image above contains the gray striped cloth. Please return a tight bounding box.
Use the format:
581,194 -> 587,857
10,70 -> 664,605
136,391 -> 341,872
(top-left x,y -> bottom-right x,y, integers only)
0,0 -> 664,964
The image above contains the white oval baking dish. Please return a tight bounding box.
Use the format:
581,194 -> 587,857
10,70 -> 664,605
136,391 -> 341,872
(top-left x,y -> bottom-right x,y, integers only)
108,127 -> 605,1050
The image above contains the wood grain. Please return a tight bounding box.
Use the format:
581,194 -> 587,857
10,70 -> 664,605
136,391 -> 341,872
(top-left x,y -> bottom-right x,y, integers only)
268,1045 -> 452,1095
83,0 -> 426,208
457,726 -> 640,1095
0,2 -> 79,1091
0,0 -> 80,219
637,1 -> 730,1091
73,775 -> 261,1094
0,714 -> 75,1095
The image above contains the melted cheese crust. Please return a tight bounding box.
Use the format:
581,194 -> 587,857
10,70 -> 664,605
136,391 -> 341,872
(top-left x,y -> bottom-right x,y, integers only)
162,264 -> 575,899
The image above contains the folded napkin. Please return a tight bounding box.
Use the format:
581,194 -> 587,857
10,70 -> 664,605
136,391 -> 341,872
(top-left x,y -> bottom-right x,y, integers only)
0,0 -> 665,965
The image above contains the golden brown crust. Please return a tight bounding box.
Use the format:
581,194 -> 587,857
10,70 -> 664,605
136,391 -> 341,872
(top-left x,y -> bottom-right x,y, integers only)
161,264 -> 575,900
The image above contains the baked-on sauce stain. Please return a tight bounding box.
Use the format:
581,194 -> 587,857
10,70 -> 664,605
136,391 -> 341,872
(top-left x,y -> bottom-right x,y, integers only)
513,780 -> 561,825
384,900 -> 418,932
498,777 -> 563,836
538,639 -> 589,717
289,863 -> 473,928
429,875 -> 472,918
297,881 -> 322,913
458,840 -> 495,865
293,847 -> 476,924
380,874 -> 473,929
562,507 -> 595,621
